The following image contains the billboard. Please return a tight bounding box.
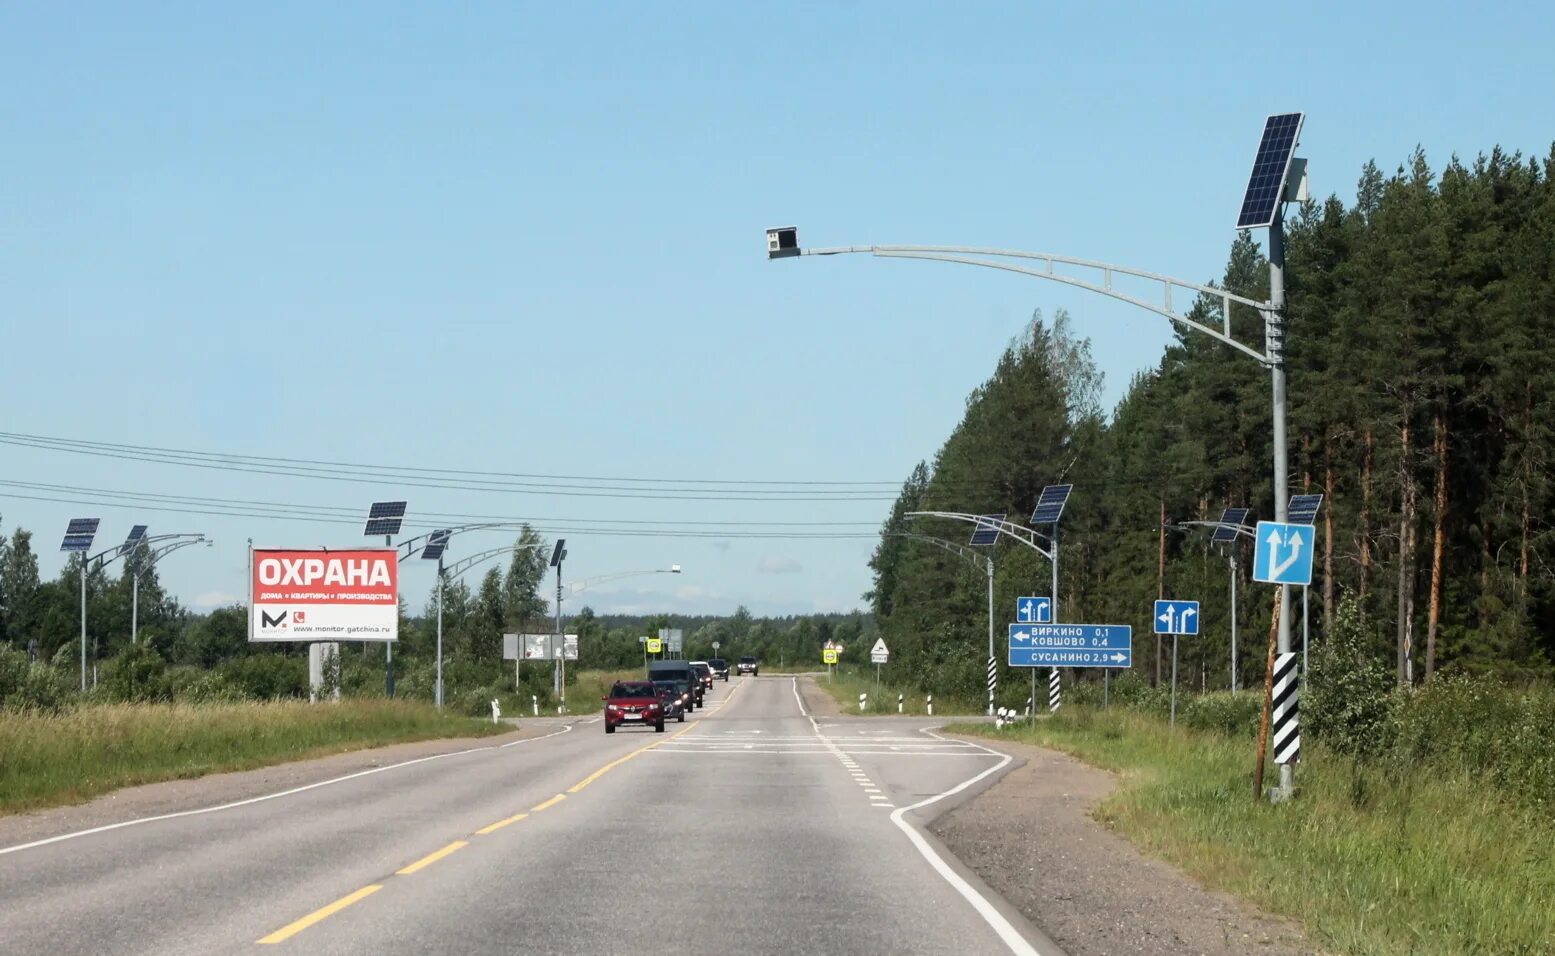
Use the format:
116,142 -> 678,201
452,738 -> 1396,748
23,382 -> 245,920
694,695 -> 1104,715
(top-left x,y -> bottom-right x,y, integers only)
250,548 -> 399,642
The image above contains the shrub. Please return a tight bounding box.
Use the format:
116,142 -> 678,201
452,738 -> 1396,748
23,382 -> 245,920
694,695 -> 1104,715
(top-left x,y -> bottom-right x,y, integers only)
217,654 -> 307,699
100,644 -> 171,703
0,643 -> 73,713
1180,690 -> 1261,737
1304,594 -> 1396,756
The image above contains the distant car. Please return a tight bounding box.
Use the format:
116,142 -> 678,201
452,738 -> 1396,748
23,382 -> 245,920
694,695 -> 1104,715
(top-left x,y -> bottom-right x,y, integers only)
603,680 -> 664,733
690,661 -> 713,690
648,660 -> 704,710
707,658 -> 730,681
737,656 -> 759,677
652,679 -> 687,722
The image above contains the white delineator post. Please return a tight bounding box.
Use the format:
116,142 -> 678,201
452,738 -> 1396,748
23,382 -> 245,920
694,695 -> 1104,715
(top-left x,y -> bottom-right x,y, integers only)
898,693 -> 904,714
926,695 -> 933,716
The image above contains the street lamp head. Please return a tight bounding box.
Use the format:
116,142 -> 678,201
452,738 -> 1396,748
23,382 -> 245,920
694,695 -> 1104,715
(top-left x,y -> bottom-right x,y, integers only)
670,565 -> 682,574
766,226 -> 799,259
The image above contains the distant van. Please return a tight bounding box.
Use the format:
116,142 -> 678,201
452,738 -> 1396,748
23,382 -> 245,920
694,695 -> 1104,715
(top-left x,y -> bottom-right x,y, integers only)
647,660 -> 702,709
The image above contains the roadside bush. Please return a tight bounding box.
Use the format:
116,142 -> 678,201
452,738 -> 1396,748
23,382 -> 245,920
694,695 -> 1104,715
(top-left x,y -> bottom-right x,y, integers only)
99,644 -> 171,703
217,654 -> 307,699
1390,674 -> 1555,808
0,644 -> 73,713
1305,594 -> 1396,756
1180,690 -> 1261,737
162,665 -> 246,704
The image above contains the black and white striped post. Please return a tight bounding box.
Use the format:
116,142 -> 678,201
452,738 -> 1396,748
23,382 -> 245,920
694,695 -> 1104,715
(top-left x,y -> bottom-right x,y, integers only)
1047,668 -> 1061,713
1272,652 -> 1300,765
986,656 -> 998,716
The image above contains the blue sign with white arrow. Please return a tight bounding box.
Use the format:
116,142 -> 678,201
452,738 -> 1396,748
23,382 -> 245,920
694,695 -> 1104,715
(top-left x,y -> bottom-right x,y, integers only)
1010,647 -> 1132,668
1153,600 -> 1200,635
1015,596 -> 1052,624
1008,623 -> 1132,668
1253,521 -> 1315,586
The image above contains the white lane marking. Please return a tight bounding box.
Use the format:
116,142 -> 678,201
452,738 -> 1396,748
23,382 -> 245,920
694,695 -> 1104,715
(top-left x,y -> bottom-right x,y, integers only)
644,750 -> 998,758
889,735 -> 1045,956
0,723 -> 577,858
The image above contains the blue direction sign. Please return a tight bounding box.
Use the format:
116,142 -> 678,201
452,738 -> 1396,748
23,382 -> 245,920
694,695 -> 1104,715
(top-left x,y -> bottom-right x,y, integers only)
1253,521 -> 1316,586
1015,596 -> 1052,624
1153,600 -> 1200,635
1010,646 -> 1132,668
1008,623 -> 1132,668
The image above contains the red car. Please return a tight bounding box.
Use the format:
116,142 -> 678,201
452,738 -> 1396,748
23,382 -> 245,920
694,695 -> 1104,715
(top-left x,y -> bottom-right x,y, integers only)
603,680 -> 665,733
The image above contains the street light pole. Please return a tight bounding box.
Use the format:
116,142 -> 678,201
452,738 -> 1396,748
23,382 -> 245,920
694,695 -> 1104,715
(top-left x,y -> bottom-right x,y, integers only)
1267,215 -> 1295,802
436,558 -> 445,709
888,532 -> 999,716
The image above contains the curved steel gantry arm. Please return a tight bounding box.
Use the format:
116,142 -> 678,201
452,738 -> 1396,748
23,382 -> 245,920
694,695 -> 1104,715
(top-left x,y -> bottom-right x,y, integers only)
906,511 -> 1053,561
1169,520 -> 1256,541
397,522 -> 532,562
563,566 -> 681,597
145,536 -> 210,565
441,543 -> 545,582
803,245 -> 1274,365
887,532 -> 993,574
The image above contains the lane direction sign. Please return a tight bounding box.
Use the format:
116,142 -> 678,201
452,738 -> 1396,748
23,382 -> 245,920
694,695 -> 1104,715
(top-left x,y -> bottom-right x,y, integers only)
1153,600 -> 1201,636
1253,521 -> 1315,585
1015,596 -> 1052,624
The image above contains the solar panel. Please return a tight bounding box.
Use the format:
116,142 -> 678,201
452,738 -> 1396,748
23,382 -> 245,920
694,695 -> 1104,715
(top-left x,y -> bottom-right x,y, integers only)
125,525 -> 148,544
969,513 -> 1005,547
60,518 -> 100,553
66,518 -> 100,536
1211,507 -> 1252,543
1288,494 -> 1324,525
1029,484 -> 1074,525
1236,112 -> 1304,229
420,529 -> 451,561
364,500 -> 408,537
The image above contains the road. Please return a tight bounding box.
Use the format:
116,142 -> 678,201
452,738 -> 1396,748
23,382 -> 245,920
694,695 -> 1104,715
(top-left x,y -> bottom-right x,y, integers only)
0,677 -> 1056,956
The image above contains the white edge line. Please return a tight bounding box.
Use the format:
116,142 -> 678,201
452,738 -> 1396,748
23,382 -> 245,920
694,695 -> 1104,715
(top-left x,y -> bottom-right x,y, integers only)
889,742 -> 1044,956
0,723 -> 575,857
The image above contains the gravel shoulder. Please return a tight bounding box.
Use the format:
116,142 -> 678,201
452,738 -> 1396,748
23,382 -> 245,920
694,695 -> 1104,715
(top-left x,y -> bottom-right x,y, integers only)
932,734 -> 1317,956
0,719 -> 562,849
794,673 -> 843,716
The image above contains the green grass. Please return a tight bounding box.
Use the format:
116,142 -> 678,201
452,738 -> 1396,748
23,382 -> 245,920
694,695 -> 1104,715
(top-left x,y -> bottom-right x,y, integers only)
815,668 -> 986,716
0,699 -> 507,816
950,709 -> 1555,955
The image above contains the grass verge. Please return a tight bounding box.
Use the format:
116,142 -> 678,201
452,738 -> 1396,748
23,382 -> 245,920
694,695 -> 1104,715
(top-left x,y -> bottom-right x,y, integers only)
949,708 -> 1555,956
0,699 -> 507,816
815,668 -> 985,716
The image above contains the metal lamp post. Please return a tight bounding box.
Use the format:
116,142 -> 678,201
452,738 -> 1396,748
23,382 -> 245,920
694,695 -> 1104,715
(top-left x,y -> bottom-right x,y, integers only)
767,111 -> 1310,801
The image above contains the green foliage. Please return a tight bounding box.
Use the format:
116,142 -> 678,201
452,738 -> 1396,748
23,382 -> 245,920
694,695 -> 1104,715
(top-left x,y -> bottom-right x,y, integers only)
99,643 -> 171,703
1179,690 -> 1262,737
1305,594 -> 1398,755
0,643 -> 72,713
1388,675 -> 1555,808
216,654 -> 307,700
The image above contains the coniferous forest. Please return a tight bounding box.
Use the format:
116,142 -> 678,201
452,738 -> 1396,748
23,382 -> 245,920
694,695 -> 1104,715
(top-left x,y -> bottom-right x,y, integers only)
870,146 -> 1555,703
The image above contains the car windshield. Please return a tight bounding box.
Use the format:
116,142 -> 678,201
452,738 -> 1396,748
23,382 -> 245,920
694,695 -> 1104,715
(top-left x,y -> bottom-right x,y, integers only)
710,659 -> 726,667
610,683 -> 656,699
741,657 -> 756,663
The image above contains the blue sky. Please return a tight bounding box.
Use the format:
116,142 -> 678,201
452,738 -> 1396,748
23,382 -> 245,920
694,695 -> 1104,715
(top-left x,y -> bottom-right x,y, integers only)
3,1 -> 1552,617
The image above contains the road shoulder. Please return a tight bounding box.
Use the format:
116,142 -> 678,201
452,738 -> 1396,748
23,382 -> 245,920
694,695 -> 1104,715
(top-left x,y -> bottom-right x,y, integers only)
0,720 -> 558,849
932,734 -> 1316,956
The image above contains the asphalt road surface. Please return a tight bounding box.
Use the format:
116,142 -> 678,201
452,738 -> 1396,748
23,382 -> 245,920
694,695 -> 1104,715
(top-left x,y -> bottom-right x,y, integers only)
0,677 -> 1057,956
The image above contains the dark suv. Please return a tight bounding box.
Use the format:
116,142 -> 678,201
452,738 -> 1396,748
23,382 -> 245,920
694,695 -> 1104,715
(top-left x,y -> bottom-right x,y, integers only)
648,660 -> 704,710
737,655 -> 758,677
707,658 -> 730,681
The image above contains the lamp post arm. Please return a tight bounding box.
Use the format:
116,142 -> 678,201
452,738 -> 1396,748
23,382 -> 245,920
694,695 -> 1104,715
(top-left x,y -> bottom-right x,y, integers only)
801,244 -> 1273,364
563,567 -> 680,596
906,511 -> 1052,561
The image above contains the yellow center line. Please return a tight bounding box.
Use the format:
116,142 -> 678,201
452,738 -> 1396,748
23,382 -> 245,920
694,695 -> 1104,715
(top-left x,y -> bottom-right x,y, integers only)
475,812 -> 529,835
530,794 -> 566,812
257,884 -> 383,944
567,721 -> 699,794
395,840 -> 468,876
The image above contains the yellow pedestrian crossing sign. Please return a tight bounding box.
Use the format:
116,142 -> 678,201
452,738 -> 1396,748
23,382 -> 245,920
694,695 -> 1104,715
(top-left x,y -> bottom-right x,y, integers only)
647,637 -> 662,654
822,648 -> 838,665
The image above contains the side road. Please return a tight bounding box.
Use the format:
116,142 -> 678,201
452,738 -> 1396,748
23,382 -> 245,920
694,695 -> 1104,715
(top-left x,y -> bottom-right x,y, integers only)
932,734 -> 1318,956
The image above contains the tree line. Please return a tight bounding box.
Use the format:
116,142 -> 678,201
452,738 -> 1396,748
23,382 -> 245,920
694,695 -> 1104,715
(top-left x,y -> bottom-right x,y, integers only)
0,518 -> 869,713
870,144 -> 1555,703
